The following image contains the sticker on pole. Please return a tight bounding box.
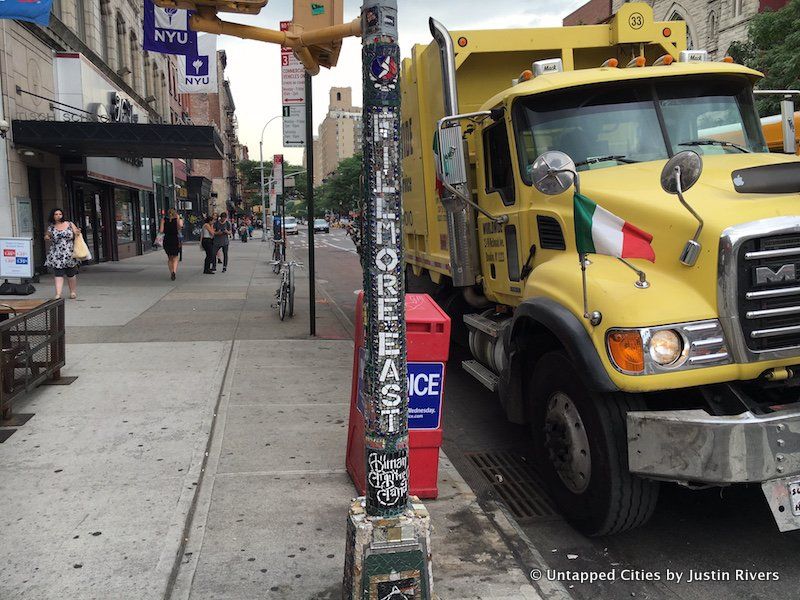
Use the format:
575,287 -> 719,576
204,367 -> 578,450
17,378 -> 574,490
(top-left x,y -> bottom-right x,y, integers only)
370,55 -> 398,86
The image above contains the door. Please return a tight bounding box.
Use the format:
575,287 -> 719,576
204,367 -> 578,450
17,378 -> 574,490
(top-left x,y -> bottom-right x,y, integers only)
479,118 -> 526,301
25,167 -> 46,272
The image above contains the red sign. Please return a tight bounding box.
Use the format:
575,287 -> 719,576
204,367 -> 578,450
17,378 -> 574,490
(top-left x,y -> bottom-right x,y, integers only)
3,249 -> 16,257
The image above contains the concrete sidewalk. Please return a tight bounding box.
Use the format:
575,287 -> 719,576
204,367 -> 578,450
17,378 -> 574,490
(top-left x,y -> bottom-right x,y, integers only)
0,236 -> 540,599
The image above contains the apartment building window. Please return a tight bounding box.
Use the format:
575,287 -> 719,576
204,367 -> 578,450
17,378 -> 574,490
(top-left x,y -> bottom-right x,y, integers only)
99,0 -> 110,63
75,0 -> 86,39
115,14 -> 127,74
733,0 -> 743,18
144,53 -> 153,100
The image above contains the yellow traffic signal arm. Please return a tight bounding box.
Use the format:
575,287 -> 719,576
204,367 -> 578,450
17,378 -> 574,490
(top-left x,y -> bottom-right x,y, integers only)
154,1 -> 361,75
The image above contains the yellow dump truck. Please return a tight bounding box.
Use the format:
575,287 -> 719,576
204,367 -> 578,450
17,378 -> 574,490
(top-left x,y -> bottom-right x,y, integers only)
401,3 -> 800,535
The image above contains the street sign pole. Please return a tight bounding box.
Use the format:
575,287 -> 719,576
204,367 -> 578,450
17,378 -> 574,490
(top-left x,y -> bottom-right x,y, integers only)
305,72 -> 316,337
342,2 -> 433,598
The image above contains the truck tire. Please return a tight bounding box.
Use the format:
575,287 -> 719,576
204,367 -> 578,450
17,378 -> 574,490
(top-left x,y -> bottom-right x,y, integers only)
529,351 -> 659,536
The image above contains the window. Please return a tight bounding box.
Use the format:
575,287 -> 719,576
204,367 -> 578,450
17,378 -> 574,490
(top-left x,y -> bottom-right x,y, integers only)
51,0 -> 62,20
708,12 -> 717,47
733,0 -> 743,18
336,92 -> 341,101
99,0 -> 110,63
483,120 -> 516,205
114,189 -> 136,244
130,32 -> 141,91
115,15 -> 126,73
513,76 -> 768,181
669,11 -> 694,50
75,0 -> 86,39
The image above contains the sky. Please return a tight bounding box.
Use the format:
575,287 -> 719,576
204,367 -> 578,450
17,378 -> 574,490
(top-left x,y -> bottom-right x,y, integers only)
218,0 -> 588,165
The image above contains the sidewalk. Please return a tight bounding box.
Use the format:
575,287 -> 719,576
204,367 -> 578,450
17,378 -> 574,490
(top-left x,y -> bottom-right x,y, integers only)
0,237 -> 541,599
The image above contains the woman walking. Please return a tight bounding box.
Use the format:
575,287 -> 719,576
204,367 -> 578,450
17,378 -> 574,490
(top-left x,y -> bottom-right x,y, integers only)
160,208 -> 183,280
201,215 -> 216,274
44,208 -> 80,299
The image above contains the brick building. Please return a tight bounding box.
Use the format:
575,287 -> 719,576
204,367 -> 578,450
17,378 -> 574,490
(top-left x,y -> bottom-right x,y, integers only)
185,50 -> 240,216
563,0 -> 613,26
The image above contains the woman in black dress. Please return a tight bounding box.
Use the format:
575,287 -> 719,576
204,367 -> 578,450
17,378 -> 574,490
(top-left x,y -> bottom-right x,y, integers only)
160,208 -> 183,280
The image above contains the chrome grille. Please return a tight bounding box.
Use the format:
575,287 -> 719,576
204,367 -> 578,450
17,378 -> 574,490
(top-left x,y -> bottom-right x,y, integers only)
719,217 -> 800,363
739,235 -> 800,351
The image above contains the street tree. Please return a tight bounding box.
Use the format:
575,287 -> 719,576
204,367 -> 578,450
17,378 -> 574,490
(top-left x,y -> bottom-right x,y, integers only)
728,0 -> 800,115
316,154 -> 362,216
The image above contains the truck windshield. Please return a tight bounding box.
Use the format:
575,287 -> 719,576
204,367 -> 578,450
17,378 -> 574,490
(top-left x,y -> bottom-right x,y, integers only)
514,76 -> 768,180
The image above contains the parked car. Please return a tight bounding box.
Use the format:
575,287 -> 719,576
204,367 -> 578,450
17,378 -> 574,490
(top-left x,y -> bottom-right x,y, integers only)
313,218 -> 330,233
283,216 -> 299,235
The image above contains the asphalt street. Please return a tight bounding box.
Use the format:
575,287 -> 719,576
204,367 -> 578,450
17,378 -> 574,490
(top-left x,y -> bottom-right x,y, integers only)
291,226 -> 800,600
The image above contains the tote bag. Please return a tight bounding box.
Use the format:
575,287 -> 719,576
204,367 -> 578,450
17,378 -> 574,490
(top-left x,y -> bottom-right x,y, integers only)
72,232 -> 91,260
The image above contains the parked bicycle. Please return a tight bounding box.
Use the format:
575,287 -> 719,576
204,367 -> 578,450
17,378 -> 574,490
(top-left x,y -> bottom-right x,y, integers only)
272,238 -> 284,274
270,259 -> 302,321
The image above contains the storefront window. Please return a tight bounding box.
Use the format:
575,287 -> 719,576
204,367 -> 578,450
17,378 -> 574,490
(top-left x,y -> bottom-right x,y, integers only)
114,189 -> 135,244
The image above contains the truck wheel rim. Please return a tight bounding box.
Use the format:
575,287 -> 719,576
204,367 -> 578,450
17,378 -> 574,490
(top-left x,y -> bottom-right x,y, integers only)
544,392 -> 591,494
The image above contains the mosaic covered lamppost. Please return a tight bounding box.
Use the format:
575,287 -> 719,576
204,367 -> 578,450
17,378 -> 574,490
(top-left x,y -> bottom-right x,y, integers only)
342,1 -> 434,598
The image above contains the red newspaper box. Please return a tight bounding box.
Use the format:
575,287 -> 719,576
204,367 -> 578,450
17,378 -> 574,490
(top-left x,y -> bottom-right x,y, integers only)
345,292 -> 451,499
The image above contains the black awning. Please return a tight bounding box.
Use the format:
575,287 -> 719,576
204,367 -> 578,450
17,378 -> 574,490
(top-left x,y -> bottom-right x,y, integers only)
12,121 -> 224,159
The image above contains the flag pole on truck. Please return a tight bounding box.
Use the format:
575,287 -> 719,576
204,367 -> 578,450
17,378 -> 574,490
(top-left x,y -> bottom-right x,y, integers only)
152,0 -> 434,595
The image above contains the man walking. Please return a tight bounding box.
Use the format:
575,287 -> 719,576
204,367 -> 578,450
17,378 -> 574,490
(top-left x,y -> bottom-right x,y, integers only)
213,212 -> 232,273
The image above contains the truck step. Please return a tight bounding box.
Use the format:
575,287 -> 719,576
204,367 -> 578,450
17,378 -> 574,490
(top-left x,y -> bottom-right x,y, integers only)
464,313 -> 504,338
462,360 -> 499,392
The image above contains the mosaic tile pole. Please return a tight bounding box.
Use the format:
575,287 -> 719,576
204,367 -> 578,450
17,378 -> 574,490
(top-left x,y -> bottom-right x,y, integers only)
343,2 -> 433,597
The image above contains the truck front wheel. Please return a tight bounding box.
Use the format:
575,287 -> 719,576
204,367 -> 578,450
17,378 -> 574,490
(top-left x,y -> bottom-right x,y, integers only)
529,351 -> 659,536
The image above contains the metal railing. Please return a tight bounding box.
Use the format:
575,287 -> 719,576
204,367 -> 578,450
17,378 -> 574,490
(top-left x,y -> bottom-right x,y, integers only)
0,299 -> 66,418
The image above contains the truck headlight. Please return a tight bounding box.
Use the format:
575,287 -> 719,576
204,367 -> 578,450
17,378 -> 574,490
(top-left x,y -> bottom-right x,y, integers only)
606,320 -> 731,375
649,329 -> 682,365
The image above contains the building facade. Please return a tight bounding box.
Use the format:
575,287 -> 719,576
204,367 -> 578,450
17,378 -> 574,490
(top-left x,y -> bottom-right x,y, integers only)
0,2 -> 229,270
310,87 -> 362,186
609,1 -> 790,59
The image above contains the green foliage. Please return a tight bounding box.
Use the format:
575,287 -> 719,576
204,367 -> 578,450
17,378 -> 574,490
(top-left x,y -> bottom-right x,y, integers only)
727,0 -> 800,116
315,154 -> 363,216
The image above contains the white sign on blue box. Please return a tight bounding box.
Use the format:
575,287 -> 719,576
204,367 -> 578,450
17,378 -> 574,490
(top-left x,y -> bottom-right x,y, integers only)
357,348 -> 444,430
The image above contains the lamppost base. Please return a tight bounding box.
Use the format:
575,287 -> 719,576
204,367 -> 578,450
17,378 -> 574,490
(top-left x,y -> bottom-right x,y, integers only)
342,496 -> 434,599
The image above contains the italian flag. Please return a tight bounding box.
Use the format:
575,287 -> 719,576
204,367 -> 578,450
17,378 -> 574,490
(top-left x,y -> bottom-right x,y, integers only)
573,193 -> 655,262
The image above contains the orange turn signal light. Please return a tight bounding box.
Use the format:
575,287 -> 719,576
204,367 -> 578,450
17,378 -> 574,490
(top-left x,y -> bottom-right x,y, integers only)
601,58 -> 619,68
626,56 -> 647,68
458,37 -> 468,48
519,69 -> 533,82
662,27 -> 672,37
722,56 -> 734,63
608,330 -> 644,373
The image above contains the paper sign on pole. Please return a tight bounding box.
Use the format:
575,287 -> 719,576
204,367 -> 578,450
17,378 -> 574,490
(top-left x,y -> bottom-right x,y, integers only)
273,155 -> 284,195
280,21 -> 306,148
269,182 -> 277,213
0,238 -> 34,279
178,35 -> 217,94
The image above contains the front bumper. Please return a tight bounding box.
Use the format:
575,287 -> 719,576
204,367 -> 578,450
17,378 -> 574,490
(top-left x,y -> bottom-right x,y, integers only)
628,406 -> 800,531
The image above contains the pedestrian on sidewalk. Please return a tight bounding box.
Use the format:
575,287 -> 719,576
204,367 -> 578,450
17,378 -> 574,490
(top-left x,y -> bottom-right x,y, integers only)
160,208 -> 184,281
201,215 -> 216,274
44,208 -> 80,300
213,212 -> 232,273
239,221 -> 249,243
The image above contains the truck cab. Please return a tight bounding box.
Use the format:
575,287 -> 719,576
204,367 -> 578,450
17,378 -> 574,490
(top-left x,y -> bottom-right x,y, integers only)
402,3 -> 800,536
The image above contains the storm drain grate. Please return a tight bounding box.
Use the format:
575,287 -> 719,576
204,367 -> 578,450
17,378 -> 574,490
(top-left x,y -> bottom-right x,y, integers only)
466,449 -> 557,521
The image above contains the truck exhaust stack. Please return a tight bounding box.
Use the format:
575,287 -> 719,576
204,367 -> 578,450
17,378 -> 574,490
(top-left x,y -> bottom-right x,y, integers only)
429,18 -> 481,287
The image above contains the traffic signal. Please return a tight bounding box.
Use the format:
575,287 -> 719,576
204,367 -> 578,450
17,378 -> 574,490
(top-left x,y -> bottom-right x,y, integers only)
154,0 -> 268,15
292,0 -> 344,69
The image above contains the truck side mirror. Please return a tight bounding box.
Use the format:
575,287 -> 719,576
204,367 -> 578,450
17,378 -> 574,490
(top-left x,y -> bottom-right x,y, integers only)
530,151 -> 576,195
660,151 -> 704,266
660,150 -> 702,194
435,124 -> 468,187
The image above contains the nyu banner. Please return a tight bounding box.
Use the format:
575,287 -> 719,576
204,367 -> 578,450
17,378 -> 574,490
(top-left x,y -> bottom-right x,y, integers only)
143,0 -> 197,55
0,0 -> 53,26
178,35 -> 216,94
